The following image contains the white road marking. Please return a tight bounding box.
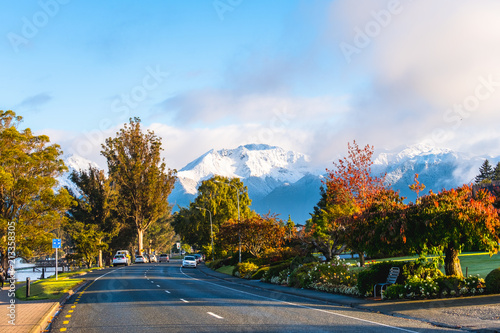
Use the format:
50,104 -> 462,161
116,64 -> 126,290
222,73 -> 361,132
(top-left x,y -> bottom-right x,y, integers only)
165,290 -> 170,294
180,269 -> 419,333
207,312 -> 224,319
180,299 -> 189,303
157,285 -> 160,287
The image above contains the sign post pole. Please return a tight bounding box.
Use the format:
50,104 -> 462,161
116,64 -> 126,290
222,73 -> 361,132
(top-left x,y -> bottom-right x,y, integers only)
52,239 -> 61,280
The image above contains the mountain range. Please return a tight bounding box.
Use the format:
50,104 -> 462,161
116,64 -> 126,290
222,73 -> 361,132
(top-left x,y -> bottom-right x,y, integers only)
60,144 -> 498,224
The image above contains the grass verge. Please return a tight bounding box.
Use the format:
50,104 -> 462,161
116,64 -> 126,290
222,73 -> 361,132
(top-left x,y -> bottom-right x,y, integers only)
16,277 -> 84,301
216,265 -> 235,276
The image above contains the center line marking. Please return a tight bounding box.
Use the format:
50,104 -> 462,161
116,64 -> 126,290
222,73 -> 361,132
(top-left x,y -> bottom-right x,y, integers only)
180,299 -> 188,303
165,290 -> 170,293
207,312 -> 223,319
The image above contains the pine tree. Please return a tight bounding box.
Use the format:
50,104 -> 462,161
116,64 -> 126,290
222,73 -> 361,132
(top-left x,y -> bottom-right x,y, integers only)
493,162 -> 500,181
475,159 -> 494,184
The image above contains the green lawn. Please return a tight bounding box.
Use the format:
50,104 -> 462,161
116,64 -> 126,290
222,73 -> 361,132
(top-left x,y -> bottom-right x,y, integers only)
364,252 -> 500,278
16,277 -> 84,301
216,265 -> 235,275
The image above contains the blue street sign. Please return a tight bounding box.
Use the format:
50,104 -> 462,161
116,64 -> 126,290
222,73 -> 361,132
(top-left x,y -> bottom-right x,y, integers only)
52,239 -> 61,249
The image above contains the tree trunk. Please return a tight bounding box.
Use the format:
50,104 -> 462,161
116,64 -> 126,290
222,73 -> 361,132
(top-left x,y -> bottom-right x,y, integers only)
444,246 -> 463,277
358,252 -> 365,266
138,229 -> 144,255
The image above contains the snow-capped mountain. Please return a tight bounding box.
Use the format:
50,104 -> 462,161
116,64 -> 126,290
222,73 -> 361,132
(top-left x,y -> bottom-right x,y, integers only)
58,154 -> 100,195
372,144 -> 494,202
170,144 -> 322,219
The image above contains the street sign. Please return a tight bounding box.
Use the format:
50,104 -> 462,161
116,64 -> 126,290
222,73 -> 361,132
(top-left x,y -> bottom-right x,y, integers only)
52,239 -> 61,249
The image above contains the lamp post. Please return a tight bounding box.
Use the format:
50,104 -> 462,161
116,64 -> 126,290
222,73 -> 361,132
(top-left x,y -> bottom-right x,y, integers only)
214,180 -> 242,263
195,206 -> 214,262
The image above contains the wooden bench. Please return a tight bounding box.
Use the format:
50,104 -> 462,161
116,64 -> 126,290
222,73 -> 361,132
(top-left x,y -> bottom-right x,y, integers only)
373,267 -> 400,299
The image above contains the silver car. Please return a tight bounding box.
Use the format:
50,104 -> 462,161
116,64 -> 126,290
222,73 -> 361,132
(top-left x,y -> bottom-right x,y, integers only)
182,256 -> 197,268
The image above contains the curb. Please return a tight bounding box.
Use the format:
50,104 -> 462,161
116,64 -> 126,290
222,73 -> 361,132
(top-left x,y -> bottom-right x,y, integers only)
29,279 -> 89,333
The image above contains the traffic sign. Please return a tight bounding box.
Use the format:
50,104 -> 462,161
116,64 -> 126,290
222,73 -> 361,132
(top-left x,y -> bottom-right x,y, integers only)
52,239 -> 61,249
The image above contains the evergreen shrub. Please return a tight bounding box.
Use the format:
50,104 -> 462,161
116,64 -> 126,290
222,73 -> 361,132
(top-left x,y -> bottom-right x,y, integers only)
485,268 -> 500,293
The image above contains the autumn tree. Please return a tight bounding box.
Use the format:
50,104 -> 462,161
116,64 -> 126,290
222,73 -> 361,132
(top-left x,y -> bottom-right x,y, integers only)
405,185 -> 500,277
101,118 -> 176,254
219,214 -> 286,257
321,141 -> 387,265
0,110 -> 73,267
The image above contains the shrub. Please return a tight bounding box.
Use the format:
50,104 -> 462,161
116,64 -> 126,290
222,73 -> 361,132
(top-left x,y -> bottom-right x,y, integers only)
485,268 -> 500,293
288,262 -> 318,288
382,284 -> 406,300
236,262 -> 259,279
261,262 -> 291,282
251,266 -> 269,280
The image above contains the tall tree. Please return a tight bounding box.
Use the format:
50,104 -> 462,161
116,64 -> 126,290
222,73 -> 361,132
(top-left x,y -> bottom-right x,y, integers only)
68,222 -> 108,268
0,110 -> 73,267
475,159 -> 494,184
323,141 -> 387,265
66,166 -> 121,266
405,185 -> 500,277
101,118 -> 177,254
493,162 -> 500,181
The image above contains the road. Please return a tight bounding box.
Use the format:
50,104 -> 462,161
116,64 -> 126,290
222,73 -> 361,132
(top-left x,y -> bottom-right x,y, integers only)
50,261 -> 461,332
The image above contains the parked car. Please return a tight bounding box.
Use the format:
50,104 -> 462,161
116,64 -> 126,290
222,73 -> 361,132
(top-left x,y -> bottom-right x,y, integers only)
158,254 -> 170,263
149,254 -> 157,263
112,254 -> 131,266
135,255 -> 146,263
142,254 -> 150,263
193,253 -> 203,264
182,255 -> 197,268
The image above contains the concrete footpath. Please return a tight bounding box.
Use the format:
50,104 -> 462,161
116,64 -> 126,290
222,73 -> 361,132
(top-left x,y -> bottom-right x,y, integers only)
197,264 -> 500,333
0,268 -> 109,333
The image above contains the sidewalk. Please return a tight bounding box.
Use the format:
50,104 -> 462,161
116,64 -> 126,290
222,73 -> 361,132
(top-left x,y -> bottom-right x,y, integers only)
197,263 -> 500,333
0,269 -> 104,333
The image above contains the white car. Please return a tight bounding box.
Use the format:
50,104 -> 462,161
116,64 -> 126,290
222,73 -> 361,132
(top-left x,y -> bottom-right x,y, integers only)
112,254 -> 131,266
182,256 -> 197,268
135,255 -> 146,263
149,254 -> 157,263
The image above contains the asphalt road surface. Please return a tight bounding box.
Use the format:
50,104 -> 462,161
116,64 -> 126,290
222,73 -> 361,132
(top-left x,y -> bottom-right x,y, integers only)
50,261 -> 462,332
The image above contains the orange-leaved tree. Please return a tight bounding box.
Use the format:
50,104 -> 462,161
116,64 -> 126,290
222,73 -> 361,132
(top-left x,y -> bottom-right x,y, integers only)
323,140 -> 387,265
406,184 -> 500,277
219,214 -> 286,258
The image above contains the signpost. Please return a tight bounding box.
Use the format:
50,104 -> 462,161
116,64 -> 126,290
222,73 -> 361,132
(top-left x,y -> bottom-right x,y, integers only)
52,239 -> 61,280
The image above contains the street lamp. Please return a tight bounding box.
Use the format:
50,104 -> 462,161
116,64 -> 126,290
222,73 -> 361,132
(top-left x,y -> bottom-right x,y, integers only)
195,206 -> 214,262
214,180 -> 242,263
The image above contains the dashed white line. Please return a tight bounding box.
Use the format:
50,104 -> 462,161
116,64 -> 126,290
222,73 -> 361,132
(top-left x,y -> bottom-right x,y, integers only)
156,285 -> 160,287
165,290 -> 170,294
207,312 -> 223,319
180,299 -> 189,303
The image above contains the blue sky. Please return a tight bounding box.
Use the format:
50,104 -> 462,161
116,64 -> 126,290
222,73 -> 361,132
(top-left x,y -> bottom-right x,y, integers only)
2,0 -> 500,169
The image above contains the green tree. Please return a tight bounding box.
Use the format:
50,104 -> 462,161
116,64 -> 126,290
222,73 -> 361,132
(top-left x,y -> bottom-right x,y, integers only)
172,176 -> 252,254
144,214 -> 176,254
475,159 -> 494,184
68,222 -> 108,268
101,118 -> 177,254
0,110 -> 73,267
66,166 -> 122,266
493,162 -> 500,181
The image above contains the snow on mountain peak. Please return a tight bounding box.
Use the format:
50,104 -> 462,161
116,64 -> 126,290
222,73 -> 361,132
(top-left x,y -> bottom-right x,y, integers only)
177,144 -> 312,194
374,144 -> 454,165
